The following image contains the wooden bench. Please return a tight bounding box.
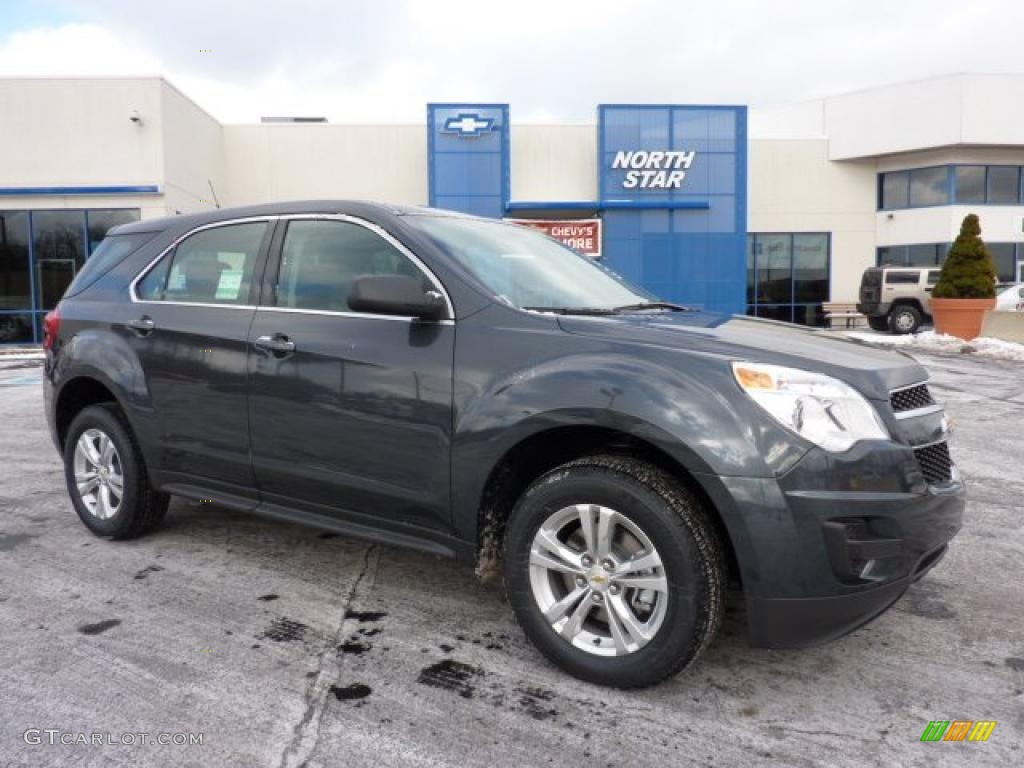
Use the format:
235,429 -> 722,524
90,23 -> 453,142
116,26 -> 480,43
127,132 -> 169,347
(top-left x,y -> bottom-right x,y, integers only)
823,302 -> 866,329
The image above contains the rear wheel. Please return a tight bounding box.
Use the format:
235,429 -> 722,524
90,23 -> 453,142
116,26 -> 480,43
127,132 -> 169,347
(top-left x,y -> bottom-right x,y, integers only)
867,315 -> 889,332
889,304 -> 922,335
63,404 -> 168,539
504,455 -> 725,688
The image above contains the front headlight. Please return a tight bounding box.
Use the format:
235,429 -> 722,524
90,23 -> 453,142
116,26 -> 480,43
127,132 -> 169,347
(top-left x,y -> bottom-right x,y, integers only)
731,362 -> 889,453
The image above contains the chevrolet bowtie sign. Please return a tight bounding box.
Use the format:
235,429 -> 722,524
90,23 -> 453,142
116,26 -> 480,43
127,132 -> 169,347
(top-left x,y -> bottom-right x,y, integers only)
611,150 -> 697,189
442,113 -> 497,137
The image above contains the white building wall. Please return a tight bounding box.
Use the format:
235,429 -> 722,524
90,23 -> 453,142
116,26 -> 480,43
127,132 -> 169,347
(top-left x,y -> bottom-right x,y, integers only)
511,125 -> 597,202
221,124 -> 426,207
0,77 -> 164,188
748,139 -> 877,302
825,74 -> 1024,161
160,81 -> 225,215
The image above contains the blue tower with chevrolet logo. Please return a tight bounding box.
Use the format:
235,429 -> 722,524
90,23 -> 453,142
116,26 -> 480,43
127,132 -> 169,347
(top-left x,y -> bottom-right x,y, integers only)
427,102 -> 747,315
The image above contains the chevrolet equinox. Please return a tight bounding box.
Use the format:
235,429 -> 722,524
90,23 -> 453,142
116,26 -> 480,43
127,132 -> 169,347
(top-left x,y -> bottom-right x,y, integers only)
43,201 -> 965,688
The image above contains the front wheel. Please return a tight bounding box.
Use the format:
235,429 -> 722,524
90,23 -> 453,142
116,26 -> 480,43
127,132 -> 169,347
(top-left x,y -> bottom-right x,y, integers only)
867,315 -> 889,332
504,455 -> 725,688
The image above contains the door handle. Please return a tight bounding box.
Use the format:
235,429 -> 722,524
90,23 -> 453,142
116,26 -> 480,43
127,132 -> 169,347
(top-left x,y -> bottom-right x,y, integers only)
128,316 -> 155,336
254,333 -> 296,356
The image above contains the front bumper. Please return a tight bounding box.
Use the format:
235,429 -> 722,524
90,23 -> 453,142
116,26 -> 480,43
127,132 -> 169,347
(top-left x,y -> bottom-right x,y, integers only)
696,441 -> 966,649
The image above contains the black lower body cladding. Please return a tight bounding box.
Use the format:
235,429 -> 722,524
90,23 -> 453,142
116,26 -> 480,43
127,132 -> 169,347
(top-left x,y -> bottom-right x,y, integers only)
697,447 -> 965,649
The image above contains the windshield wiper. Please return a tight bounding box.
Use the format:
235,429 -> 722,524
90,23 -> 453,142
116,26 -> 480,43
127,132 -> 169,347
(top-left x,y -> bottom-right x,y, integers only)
611,301 -> 695,312
522,306 -> 617,316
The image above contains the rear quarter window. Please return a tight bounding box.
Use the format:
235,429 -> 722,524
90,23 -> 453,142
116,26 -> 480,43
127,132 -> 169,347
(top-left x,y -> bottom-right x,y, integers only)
63,233 -> 157,297
885,271 -> 920,285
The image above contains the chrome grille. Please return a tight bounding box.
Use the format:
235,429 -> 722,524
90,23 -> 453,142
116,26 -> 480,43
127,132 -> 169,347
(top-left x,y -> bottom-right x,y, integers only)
891,383 -> 935,413
914,441 -> 953,485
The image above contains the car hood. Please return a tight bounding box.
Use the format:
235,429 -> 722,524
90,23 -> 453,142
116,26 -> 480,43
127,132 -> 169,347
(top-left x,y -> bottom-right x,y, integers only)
557,311 -> 927,401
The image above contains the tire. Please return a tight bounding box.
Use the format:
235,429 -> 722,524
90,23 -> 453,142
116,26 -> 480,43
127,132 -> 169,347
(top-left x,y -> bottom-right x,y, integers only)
867,315 -> 889,333
888,304 -> 922,335
63,404 -> 168,539
504,455 -> 725,688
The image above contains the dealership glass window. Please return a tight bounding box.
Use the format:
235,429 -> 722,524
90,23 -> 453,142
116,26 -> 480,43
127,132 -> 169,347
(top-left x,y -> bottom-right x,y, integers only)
877,241 -> 1020,283
792,234 -> 829,302
909,167 -> 950,207
954,166 -> 986,203
880,171 -> 909,209
987,243 -> 1016,284
755,234 -> 792,304
745,237 -> 756,304
876,243 -> 947,267
986,166 -> 1020,204
32,210 -> 86,310
0,207 -> 141,343
0,312 -> 34,343
884,164 -> 1024,207
746,233 -> 830,326
908,243 -> 942,266
86,209 -> 140,253
0,211 -> 31,309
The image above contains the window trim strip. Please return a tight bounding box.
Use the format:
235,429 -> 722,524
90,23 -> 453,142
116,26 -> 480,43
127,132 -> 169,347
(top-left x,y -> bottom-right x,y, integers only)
128,213 -> 456,322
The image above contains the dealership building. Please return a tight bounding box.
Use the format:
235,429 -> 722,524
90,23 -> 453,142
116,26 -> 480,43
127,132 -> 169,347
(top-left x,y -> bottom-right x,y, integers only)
2,73 -> 1024,344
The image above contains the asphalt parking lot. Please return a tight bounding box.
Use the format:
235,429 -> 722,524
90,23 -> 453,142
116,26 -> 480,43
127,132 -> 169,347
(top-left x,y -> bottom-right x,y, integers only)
0,350 -> 1021,768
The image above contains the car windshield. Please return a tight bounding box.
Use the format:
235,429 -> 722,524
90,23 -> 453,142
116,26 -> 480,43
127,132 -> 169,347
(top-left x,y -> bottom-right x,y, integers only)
996,283 -> 1022,296
406,215 -> 656,312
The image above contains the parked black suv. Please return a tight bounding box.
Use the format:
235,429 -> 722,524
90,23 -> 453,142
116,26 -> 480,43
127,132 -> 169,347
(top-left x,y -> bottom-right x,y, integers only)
44,202 -> 965,688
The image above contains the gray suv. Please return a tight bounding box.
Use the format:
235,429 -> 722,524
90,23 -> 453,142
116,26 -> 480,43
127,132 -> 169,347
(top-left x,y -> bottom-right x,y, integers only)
43,202 -> 965,688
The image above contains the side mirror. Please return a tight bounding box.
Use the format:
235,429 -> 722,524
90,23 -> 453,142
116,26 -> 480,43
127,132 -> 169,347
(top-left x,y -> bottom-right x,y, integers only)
348,274 -> 447,321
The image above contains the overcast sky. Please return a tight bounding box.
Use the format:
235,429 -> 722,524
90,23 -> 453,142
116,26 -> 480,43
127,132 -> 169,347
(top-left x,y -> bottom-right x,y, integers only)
0,0 -> 1021,123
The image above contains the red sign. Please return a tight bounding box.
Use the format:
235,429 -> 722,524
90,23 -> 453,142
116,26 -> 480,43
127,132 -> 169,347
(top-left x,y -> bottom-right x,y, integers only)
506,218 -> 602,258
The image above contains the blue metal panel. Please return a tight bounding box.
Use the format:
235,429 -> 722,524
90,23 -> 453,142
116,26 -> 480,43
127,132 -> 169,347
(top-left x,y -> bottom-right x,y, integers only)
427,104 -> 509,218
598,104 -> 747,315
0,185 -> 160,196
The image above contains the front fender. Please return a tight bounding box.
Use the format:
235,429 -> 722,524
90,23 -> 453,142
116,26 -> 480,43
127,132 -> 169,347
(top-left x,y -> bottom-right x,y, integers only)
450,341 -> 804,542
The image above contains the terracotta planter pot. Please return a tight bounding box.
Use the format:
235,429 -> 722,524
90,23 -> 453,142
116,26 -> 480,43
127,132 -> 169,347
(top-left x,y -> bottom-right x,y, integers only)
930,297 -> 996,341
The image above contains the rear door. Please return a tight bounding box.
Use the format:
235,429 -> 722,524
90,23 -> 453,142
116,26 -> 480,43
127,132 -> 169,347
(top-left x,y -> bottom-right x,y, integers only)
128,218 -> 274,492
247,215 -> 455,532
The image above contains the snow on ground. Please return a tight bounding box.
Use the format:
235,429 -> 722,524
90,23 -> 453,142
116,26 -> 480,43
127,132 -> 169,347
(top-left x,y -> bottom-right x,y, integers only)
844,330 -> 1024,362
0,352 -> 44,361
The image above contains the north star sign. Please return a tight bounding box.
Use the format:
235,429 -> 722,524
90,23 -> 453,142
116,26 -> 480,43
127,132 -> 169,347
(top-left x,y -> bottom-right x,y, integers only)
611,150 -> 697,189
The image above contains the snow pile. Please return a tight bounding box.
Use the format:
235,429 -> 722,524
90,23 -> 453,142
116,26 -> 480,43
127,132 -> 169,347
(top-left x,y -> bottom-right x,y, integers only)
844,330 -> 1024,362
0,350 -> 44,361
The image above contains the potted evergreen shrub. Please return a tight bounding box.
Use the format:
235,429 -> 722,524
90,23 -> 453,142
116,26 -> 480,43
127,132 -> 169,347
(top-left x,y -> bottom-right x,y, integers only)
930,213 -> 997,340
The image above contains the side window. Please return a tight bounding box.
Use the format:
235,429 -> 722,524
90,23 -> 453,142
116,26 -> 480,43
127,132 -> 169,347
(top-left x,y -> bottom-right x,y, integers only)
885,271 -> 919,285
137,222 -> 267,305
276,220 -> 424,312
927,270 -> 941,285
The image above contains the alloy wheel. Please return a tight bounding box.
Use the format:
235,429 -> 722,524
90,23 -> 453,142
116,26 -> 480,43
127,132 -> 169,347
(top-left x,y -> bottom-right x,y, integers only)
528,503 -> 669,657
73,428 -> 124,520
